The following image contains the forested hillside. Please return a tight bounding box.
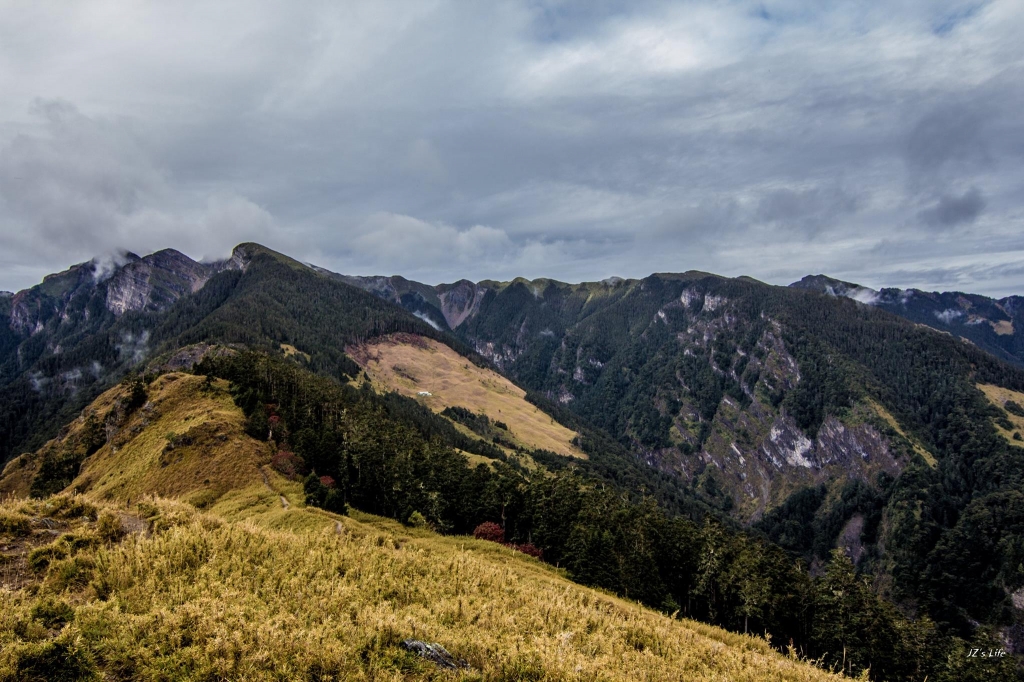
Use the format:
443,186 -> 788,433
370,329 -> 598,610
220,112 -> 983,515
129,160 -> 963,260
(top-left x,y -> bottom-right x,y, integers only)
3,244 -> 1023,678
0,244 -> 449,464
4,349 -> 1015,679
347,269 -> 1024,668
792,274 -> 1024,366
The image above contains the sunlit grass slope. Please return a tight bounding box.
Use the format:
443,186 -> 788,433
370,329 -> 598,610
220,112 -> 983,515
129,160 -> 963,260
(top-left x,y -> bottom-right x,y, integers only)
0,366 -> 840,680
72,373 -> 272,505
0,491 -> 841,682
979,383 -> 1024,445
349,333 -> 586,459
1,373 -> 272,505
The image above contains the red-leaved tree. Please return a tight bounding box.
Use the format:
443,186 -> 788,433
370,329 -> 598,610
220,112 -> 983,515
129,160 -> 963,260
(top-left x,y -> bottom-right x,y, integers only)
473,521 -> 505,544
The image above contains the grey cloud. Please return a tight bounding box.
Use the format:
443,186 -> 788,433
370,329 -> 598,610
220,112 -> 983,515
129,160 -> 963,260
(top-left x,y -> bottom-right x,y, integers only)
0,99 -> 278,273
918,187 -> 986,227
1,1 -> 1024,296
755,185 -> 861,234
905,105 -> 989,173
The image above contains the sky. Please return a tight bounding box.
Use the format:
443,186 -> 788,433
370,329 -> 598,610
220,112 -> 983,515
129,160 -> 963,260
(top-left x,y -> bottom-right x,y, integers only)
1,1 -> 1023,296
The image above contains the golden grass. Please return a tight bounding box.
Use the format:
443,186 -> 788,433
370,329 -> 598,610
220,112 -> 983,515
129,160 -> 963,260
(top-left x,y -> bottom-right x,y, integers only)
0,455 -> 36,501
978,383 -> 1024,445
867,399 -> 937,468
71,373 -> 273,505
990,320 -> 1014,336
0,375 -> 841,680
0,493 -> 842,681
0,381 -> 130,499
280,343 -> 311,361
349,334 -> 585,459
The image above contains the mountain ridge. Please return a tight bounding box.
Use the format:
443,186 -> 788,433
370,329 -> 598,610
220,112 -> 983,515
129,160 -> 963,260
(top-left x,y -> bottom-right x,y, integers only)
4,244 -> 1024,677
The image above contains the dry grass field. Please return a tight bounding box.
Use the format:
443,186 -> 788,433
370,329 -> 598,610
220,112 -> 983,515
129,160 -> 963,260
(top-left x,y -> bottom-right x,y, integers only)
0,489 -> 843,681
349,334 -> 586,459
0,361 -> 843,680
1,374 -> 272,505
75,373 -> 272,505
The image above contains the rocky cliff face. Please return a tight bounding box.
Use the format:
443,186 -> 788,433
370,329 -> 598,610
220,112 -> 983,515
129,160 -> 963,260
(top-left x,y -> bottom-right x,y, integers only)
329,275 -> 491,331
437,280 -> 487,329
6,258 -> 110,335
3,248 -> 246,340
104,249 -> 217,315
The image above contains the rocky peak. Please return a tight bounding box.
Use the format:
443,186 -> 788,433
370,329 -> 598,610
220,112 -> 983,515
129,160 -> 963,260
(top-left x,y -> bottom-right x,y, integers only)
437,280 -> 487,328
105,249 -> 216,316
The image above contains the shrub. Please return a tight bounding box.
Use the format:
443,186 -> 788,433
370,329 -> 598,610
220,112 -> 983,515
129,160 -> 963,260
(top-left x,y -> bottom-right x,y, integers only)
48,556 -> 96,592
473,522 -> 504,544
12,637 -> 96,681
46,495 -> 96,520
271,450 -> 306,479
509,543 -> 543,559
0,511 -> 31,537
122,374 -> 148,413
1005,400 -> 1024,417
30,598 -> 75,629
303,473 -> 347,515
406,511 -> 429,529
28,544 -> 68,572
96,511 -> 125,542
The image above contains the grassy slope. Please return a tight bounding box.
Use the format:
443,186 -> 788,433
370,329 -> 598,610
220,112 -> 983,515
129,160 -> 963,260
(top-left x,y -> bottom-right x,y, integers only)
979,383 -> 1024,445
1,491 -> 841,682
0,373 -> 840,681
349,333 -> 586,459
1,373 -> 272,506
72,373 -> 272,505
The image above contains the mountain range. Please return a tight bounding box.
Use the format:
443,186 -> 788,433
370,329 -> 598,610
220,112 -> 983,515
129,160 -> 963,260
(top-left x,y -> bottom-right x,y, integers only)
2,243 -> 1023,680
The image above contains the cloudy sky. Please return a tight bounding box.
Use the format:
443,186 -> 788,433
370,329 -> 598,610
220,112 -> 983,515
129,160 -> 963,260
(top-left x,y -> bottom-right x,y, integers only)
1,1 -> 1023,296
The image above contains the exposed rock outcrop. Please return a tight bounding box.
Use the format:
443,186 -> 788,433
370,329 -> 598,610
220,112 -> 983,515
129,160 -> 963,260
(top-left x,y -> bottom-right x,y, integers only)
438,280 -> 487,328
105,249 -> 217,315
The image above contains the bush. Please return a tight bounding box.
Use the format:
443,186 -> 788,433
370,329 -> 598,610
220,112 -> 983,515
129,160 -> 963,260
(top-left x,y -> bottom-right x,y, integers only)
245,405 -> 270,441
122,374 -> 148,413
30,598 -> 75,628
303,473 -> 347,515
509,543 -> 543,559
48,556 -> 96,592
406,511 -> 430,529
46,496 -> 96,520
0,511 -> 31,537
1005,400 -> 1024,417
271,450 -> 306,479
11,637 -> 96,681
96,511 -> 125,542
28,543 -> 68,572
473,522 -> 504,544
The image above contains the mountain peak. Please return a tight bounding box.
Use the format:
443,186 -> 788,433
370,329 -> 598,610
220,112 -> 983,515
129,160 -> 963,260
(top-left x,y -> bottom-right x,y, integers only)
229,242 -> 309,272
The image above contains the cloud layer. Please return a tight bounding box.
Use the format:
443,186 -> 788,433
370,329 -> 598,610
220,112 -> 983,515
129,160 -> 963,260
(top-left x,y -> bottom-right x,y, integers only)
1,1 -> 1023,295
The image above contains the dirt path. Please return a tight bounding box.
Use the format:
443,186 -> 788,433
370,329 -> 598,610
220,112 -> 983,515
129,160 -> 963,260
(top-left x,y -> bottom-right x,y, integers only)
260,466 -> 290,509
